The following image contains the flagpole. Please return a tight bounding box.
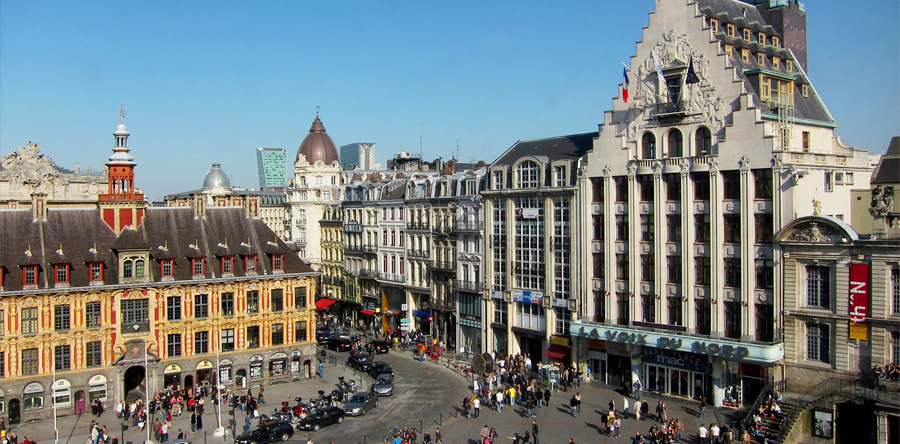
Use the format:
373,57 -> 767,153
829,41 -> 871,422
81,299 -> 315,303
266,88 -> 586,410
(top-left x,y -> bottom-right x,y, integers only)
620,61 -> 656,93
214,336 -> 225,438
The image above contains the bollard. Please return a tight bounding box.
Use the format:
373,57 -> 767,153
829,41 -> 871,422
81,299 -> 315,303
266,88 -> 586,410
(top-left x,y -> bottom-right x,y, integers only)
363,435 -> 366,444
440,413 -> 442,426
204,431 -> 208,444
419,420 -> 423,434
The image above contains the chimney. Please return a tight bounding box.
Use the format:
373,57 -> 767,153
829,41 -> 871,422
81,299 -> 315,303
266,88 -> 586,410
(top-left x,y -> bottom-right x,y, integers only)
193,194 -> 206,219
761,0 -> 808,72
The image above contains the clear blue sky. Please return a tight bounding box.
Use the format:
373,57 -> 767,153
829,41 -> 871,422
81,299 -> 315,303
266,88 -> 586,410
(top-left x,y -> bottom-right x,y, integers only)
2,0 -> 897,201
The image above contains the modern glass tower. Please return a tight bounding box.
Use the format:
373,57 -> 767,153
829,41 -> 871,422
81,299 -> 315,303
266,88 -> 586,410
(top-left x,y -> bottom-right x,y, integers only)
256,147 -> 287,188
340,143 -> 376,170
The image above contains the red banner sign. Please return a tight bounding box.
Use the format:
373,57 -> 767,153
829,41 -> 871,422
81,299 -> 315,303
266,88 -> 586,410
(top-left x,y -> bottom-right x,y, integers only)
849,263 -> 869,323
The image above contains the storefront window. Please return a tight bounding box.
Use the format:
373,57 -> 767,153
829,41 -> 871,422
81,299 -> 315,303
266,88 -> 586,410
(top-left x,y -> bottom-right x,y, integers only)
249,362 -> 263,379
269,360 -> 285,377
23,382 -> 43,410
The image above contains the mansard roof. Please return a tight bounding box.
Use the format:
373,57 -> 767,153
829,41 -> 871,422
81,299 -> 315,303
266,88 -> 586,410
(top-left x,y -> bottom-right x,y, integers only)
871,137 -> 899,185
492,132 -> 596,167
0,206 -> 313,293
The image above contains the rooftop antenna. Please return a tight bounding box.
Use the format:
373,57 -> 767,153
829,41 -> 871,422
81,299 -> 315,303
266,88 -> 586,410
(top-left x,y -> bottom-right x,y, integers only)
316,105 -> 320,117
456,139 -> 460,161
420,135 -> 423,159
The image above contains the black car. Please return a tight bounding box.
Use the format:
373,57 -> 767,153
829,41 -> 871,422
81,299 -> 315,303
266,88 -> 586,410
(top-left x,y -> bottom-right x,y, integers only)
366,339 -> 390,354
235,419 -> 294,444
316,329 -> 332,345
295,406 -> 345,431
367,362 -> 393,378
347,353 -> 373,372
326,337 -> 352,352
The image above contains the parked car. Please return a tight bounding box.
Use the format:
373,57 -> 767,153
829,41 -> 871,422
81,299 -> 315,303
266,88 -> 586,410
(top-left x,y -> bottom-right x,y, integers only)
366,339 -> 391,354
316,329 -> 332,345
235,419 -> 294,444
343,391 -> 378,416
367,362 -> 393,379
326,337 -> 352,352
295,406 -> 345,431
372,374 -> 394,396
347,353 -> 373,372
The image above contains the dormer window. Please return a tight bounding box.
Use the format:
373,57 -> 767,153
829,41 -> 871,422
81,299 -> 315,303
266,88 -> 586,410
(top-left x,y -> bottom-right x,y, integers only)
89,262 -> 103,284
742,28 -> 751,41
758,32 -> 766,45
515,161 -> 541,189
161,259 -> 174,278
772,36 -> 780,48
708,18 -> 719,33
786,60 -> 794,72
757,53 -> 765,66
724,44 -> 734,60
54,264 -> 70,285
122,256 -> 145,279
23,265 -> 37,286
272,254 -> 284,272
727,24 -> 736,38
554,165 -> 567,187
492,170 -> 504,190
741,49 -> 750,63
222,256 -> 234,275
246,255 -> 257,273
801,84 -> 809,98
191,257 -> 205,277
772,56 -> 780,70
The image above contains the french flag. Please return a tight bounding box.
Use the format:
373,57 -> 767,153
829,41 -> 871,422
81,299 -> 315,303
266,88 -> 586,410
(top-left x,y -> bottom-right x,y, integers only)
622,67 -> 630,102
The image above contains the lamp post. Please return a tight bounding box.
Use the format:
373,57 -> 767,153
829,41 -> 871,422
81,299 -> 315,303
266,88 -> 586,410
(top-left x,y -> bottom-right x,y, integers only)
214,337 -> 226,438
144,338 -> 151,444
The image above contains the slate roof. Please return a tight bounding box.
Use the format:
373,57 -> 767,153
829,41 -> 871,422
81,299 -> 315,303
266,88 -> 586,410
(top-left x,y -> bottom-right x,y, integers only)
492,132 -> 596,167
0,206 -> 313,292
871,137 -> 899,185
696,0 -> 832,124
0,209 -> 118,290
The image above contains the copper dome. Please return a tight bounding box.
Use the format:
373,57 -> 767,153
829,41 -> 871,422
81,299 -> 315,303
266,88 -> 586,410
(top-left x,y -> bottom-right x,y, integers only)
296,115 -> 339,165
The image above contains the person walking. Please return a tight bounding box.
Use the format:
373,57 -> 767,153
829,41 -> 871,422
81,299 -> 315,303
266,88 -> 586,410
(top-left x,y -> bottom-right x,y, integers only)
608,398 -> 616,416
699,395 -> 708,419
496,390 -> 505,413
622,397 -> 630,420
543,388 -> 551,409
190,410 -> 197,433
632,379 -> 642,400
569,394 -> 579,417
531,420 -> 540,444
473,396 -> 481,419
656,400 -> 665,423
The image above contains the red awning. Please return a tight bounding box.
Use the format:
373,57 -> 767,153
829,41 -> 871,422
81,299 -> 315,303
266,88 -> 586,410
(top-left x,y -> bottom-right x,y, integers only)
360,309 -> 376,316
315,298 -> 337,310
544,343 -> 570,359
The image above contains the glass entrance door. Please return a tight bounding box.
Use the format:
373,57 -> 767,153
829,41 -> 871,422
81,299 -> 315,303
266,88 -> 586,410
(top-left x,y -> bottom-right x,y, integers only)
669,370 -> 690,397
645,365 -> 666,393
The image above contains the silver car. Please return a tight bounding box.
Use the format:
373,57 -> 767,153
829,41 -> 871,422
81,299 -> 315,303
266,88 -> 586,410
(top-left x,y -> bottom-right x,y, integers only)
343,391 -> 378,416
372,374 -> 394,396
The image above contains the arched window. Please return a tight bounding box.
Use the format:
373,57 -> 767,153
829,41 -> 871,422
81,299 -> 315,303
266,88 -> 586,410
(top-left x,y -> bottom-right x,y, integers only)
135,259 -> 145,278
642,132 -> 657,159
695,127 -> 712,156
515,161 -> 541,189
667,129 -> 683,158
123,259 -> 133,278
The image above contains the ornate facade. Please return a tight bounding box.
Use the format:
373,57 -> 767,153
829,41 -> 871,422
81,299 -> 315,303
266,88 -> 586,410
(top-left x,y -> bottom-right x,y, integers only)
0,117 -> 317,425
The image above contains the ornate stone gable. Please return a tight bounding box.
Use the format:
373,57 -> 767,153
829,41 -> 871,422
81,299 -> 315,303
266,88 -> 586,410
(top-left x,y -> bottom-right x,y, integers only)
786,221 -> 845,243
624,28 -> 729,141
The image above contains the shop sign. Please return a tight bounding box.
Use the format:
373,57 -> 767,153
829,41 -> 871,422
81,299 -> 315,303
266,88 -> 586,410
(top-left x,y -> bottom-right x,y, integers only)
513,289 -> 542,304
550,335 -> 570,347
550,297 -> 569,308
571,323 -> 783,363
164,364 -> 182,374
491,290 -> 504,299
849,263 -> 869,340
641,348 -> 712,374
196,360 -> 214,370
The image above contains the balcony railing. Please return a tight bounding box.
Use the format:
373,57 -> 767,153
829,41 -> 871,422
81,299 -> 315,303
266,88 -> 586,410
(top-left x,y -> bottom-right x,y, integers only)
454,220 -> 484,231
654,100 -> 688,117
362,245 -> 378,254
359,269 -> 379,279
428,259 -> 456,271
454,280 -> 483,292
408,249 -> 430,259
379,272 -> 404,283
433,223 -> 453,235
406,221 -> 430,230
344,245 -> 363,254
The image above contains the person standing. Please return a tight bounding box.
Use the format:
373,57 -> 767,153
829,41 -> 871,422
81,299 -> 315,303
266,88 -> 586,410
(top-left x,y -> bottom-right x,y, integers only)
633,379 -> 642,400
473,397 -> 481,419
480,426 -> 490,444
543,388 -> 551,409
435,428 -> 442,442
698,424 -> 709,444
699,395 -> 707,419
609,398 -> 616,416
196,408 -> 203,431
531,420 -> 539,444
656,400 -> 665,423
622,397 -> 630,420
570,394 -> 578,417
496,390 -> 505,413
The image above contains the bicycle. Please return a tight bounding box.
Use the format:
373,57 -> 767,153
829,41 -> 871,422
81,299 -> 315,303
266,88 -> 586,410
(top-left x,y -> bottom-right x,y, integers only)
382,427 -> 404,443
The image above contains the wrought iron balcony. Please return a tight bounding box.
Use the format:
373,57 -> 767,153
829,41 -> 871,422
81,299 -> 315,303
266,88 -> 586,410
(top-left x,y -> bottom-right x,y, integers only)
454,280 -> 483,292
654,101 -> 688,118
454,220 -> 484,231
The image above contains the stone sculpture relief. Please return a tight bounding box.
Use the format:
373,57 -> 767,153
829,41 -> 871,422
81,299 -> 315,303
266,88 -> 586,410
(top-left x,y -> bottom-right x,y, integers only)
787,222 -> 844,243
869,185 -> 894,217
621,29 -> 728,141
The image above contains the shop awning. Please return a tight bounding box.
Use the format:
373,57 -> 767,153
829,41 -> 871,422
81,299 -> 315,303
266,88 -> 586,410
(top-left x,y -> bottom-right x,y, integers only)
544,343 -> 570,359
360,309 -> 376,316
315,298 -> 337,310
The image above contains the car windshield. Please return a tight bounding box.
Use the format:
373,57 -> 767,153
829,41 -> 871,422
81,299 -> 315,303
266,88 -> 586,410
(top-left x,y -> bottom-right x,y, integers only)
376,377 -> 391,384
349,395 -> 366,402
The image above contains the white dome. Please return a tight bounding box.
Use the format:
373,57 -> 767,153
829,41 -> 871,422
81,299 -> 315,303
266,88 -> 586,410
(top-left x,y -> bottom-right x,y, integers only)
202,162 -> 232,189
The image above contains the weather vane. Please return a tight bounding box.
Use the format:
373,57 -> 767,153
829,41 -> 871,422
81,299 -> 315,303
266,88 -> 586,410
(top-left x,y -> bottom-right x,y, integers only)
316,105 -> 320,117
120,105 -> 125,124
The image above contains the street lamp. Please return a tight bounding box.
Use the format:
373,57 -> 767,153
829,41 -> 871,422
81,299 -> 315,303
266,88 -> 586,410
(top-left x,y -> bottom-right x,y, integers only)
214,337 -> 226,438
